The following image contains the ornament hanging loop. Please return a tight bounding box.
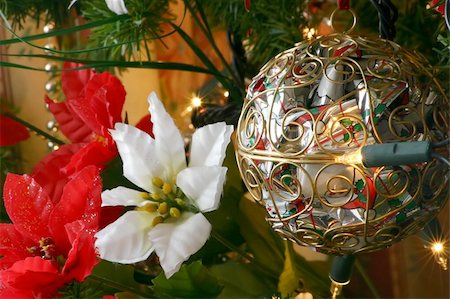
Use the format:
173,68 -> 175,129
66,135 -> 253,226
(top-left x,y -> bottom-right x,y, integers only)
330,8 -> 357,34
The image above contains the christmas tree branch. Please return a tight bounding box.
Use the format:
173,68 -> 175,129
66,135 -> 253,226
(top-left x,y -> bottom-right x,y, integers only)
185,0 -> 244,94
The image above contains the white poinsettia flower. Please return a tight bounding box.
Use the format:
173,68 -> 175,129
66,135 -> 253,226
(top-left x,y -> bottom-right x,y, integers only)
105,0 -> 128,15
95,92 -> 233,278
68,0 -> 128,14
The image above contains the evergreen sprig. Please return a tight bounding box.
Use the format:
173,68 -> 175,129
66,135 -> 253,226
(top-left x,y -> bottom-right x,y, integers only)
79,0 -> 174,62
195,0 -> 308,77
0,0 -> 73,29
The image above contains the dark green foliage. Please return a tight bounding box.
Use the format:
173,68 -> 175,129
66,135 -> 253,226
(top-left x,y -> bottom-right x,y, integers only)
80,0 -> 174,62
195,0 -> 308,77
0,0 -> 73,29
152,261 -> 223,298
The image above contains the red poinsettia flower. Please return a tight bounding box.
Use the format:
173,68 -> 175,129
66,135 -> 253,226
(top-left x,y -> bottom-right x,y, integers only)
429,0 -> 445,14
135,113 -> 154,138
45,62 -> 126,174
0,166 -> 102,298
31,143 -> 84,204
0,114 -> 30,146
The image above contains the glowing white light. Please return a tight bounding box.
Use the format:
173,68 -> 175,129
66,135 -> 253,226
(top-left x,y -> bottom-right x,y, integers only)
224,91 -> 230,98
191,96 -> 202,107
302,27 -> 316,40
335,150 -> 363,165
432,242 -> 444,253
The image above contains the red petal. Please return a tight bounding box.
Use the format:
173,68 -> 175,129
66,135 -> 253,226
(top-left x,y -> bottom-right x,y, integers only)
61,62 -> 95,99
62,222 -> 99,282
1,257 -> 65,298
99,206 -> 125,230
245,0 -> 251,11
49,166 -> 102,254
45,96 -> 93,143
3,174 -> 53,243
70,72 -> 125,136
0,285 -> 34,299
0,115 -> 30,146
0,224 -> 33,269
63,141 -> 117,175
31,143 -> 85,203
1,257 -> 60,290
135,114 -> 154,138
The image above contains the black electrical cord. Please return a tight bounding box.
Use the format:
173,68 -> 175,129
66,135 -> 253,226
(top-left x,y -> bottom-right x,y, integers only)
430,137 -> 450,167
431,151 -> 450,167
431,137 -> 450,148
369,0 -> 398,40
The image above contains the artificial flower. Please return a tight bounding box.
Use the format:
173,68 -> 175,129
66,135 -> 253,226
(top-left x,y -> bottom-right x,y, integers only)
46,62 -> 126,174
429,0 -> 445,14
68,0 -> 128,15
0,114 -> 30,146
0,166 -> 102,297
105,0 -> 129,15
30,143 -> 84,203
29,143 -> 123,229
95,92 -> 233,278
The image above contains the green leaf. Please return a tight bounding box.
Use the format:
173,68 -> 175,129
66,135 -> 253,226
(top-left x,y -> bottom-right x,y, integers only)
278,241 -> 301,297
0,14 -> 129,46
91,260 -> 153,297
0,53 -> 225,76
238,193 -> 284,278
101,157 -> 139,190
239,195 -> 330,297
285,243 -> 330,297
152,261 -> 223,298
209,262 -> 275,298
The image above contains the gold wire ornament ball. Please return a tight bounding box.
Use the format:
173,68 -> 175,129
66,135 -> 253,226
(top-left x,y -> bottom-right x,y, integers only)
235,10 -> 449,255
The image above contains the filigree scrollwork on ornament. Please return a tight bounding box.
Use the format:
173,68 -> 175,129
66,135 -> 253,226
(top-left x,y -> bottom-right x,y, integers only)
388,105 -> 424,141
266,162 -> 314,219
366,56 -> 401,80
422,160 -> 449,204
238,105 -> 266,151
291,56 -> 323,84
236,155 -> 267,207
236,29 -> 449,255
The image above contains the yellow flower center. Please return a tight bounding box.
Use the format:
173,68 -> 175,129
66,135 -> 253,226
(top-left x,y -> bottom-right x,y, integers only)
135,177 -> 198,227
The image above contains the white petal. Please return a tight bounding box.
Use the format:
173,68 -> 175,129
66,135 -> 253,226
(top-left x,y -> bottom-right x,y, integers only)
105,0 -> 128,15
148,92 -> 186,180
68,0 -> 78,9
101,186 -> 144,207
176,166 -> 227,212
95,211 -> 154,264
148,213 -> 211,278
189,122 -> 233,168
110,123 -> 164,192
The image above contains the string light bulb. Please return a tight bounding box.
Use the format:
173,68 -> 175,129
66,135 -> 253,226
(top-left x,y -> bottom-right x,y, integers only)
432,242 -> 444,253
335,149 -> 363,164
302,27 -> 316,40
430,241 -> 448,271
191,96 -> 202,108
